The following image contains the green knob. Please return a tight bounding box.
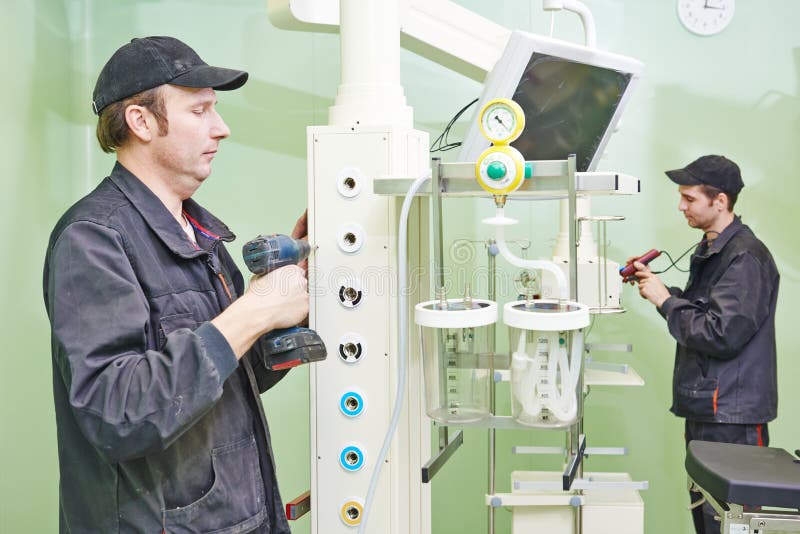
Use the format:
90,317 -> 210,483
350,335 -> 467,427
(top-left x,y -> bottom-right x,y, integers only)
487,161 -> 507,180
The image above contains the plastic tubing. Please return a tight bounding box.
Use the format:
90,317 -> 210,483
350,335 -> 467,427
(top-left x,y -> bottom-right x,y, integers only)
546,330 -> 583,421
513,330 -> 584,423
512,334 -> 541,417
493,207 -> 569,300
358,170 -> 430,534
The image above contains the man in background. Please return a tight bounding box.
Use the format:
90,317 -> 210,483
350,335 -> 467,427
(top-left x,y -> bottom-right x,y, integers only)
630,155 -> 779,533
43,36 -> 306,532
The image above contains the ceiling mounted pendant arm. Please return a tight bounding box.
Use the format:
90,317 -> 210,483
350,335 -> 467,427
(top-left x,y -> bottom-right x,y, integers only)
542,0 -> 597,48
267,0 -> 512,82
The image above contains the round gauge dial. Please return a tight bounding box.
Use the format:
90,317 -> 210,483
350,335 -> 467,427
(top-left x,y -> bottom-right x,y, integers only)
479,98 -> 525,145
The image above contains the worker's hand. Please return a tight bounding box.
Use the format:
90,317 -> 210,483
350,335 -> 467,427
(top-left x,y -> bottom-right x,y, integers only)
623,256 -> 638,285
211,265 -> 308,359
291,209 -> 307,240
632,261 -> 670,308
247,265 -> 309,331
212,265 -> 309,358
291,209 -> 309,276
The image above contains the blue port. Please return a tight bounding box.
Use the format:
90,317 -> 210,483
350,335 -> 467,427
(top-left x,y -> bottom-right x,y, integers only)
340,391 -> 364,417
339,446 -> 364,471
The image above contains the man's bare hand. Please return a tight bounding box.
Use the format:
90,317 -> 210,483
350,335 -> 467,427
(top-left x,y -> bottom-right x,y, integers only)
291,209 -> 308,275
623,256 -> 638,285
291,209 -> 307,240
632,261 -> 670,308
247,265 -> 309,330
211,265 -> 309,358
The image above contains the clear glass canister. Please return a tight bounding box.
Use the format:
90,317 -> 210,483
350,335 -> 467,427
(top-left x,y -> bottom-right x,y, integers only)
504,300 -> 589,428
415,298 -> 498,424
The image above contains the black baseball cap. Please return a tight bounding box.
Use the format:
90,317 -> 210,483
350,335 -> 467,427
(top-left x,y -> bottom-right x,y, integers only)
92,36 -> 248,115
665,155 -> 744,195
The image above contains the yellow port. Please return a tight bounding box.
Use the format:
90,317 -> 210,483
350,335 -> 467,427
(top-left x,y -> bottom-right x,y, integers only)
340,500 -> 363,526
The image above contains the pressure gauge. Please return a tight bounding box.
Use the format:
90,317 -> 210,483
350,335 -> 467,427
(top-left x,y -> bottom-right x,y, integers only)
475,145 -> 526,196
479,98 -> 525,145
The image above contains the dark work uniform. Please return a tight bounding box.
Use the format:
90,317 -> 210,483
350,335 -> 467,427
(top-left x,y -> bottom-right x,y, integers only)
43,162 -> 290,533
658,216 -> 779,533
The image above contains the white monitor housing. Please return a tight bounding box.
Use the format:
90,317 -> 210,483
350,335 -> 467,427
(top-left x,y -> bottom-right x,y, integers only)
459,30 -> 644,172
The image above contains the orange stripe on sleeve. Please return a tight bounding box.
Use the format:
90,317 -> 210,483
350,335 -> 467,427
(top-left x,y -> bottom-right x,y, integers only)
712,386 -> 719,415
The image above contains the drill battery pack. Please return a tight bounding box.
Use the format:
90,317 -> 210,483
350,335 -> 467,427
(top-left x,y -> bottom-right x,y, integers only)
261,326 -> 327,370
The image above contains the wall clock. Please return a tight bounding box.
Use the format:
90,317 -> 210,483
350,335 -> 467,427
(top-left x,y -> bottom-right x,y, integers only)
677,0 -> 735,36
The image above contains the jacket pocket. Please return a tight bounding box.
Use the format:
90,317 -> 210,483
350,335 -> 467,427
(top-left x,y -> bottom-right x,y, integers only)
158,313 -> 198,349
163,434 -> 268,534
675,376 -> 719,419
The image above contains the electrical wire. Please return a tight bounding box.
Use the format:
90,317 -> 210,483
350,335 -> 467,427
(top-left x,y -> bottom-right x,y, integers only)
430,98 -> 479,152
650,231 -> 720,275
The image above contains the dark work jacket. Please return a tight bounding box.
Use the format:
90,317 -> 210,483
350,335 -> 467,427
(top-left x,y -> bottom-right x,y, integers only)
43,162 -> 290,533
659,216 -> 779,424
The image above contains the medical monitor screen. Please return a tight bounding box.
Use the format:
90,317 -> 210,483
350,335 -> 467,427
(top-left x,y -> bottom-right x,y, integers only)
510,53 -> 632,172
459,31 -> 643,173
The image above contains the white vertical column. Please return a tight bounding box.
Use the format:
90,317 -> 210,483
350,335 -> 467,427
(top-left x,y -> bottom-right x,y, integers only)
308,2 -> 430,531
328,0 -> 413,128
307,127 -> 430,534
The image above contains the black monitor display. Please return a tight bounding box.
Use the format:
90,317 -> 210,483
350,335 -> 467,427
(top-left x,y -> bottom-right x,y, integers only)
459,31 -> 643,173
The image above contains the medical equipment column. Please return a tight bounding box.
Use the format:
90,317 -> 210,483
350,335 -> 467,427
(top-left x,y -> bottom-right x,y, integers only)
307,1 -> 430,532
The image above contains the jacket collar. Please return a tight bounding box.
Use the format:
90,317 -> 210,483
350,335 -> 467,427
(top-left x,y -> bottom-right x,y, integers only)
108,162 -> 235,258
696,215 -> 743,259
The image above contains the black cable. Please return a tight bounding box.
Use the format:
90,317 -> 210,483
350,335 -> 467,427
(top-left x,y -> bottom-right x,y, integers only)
651,231 -> 720,275
430,98 -> 479,153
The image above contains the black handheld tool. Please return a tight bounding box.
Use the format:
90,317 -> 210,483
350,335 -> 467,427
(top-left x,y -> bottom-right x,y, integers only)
242,234 -> 327,370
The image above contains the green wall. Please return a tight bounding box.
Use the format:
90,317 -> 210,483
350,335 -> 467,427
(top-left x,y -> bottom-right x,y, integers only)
2,1 -> 798,533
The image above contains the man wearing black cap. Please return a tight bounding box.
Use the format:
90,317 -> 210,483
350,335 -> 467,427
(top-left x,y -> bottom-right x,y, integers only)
630,155 -> 779,533
43,37 -> 306,533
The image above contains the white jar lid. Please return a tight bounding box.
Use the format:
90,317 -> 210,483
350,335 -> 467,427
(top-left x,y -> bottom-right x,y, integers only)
503,299 -> 589,331
415,299 -> 498,328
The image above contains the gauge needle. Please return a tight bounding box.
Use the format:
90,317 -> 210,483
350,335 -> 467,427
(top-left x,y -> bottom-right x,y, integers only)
494,116 -> 508,128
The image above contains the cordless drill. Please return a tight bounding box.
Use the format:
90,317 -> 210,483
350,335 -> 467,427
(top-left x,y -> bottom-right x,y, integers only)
242,234 -> 327,370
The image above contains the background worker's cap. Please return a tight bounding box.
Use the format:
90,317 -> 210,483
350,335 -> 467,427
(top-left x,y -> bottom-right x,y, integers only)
91,36 -> 248,115
665,155 -> 744,195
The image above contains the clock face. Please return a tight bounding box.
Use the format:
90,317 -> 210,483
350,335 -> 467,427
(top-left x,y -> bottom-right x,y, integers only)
677,0 -> 735,36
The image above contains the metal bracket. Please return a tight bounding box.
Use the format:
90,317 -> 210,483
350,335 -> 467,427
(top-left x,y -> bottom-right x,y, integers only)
513,445 -> 628,457
285,490 -> 311,520
422,430 -> 464,483
563,434 -> 586,490
585,343 -> 632,353
585,357 -> 630,374
514,478 -> 649,492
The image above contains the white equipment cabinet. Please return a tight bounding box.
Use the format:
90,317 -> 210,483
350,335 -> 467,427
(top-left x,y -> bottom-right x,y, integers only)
511,471 -> 644,533
307,124 -> 431,533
